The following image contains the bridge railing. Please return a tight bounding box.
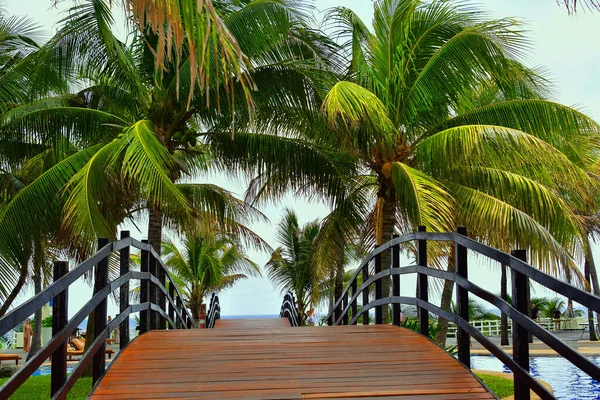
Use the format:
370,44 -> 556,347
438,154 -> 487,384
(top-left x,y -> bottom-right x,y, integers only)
0,231 -> 194,400
279,292 -> 300,327
326,227 -> 600,400
206,293 -> 220,329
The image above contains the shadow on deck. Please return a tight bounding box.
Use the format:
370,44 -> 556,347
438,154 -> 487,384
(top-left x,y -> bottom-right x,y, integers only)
90,319 -> 494,399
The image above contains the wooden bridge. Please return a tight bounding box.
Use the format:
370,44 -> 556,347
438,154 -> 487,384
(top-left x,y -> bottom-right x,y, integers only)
2,229 -> 600,400
90,318 -> 493,399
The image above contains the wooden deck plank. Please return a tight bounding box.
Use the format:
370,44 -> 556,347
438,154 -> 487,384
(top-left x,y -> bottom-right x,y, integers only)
91,319 -> 494,399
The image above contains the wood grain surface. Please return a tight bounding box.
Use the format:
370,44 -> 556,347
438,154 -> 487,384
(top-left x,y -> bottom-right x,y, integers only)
90,319 -> 493,399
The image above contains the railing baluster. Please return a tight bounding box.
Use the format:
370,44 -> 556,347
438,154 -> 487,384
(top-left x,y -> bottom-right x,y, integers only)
351,279 -> 358,325
392,234 -> 401,326
362,263 -> 369,325
456,227 -> 470,368
93,238 -> 110,386
511,249 -> 530,400
417,226 -> 429,337
149,252 -> 158,331
168,281 -> 175,329
51,261 -> 68,398
119,231 -> 130,349
176,296 -> 182,329
375,253 -> 383,324
140,240 -> 149,334
158,263 -> 166,330
342,291 -> 349,325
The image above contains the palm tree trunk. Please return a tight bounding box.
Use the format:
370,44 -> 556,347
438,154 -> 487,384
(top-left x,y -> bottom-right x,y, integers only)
500,264 -> 509,346
379,192 -> 396,324
0,262 -> 28,317
435,248 -> 455,346
26,269 -> 42,361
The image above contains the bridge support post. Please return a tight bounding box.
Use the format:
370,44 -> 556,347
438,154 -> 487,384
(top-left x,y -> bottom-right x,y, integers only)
351,279 -> 358,325
362,264 -> 369,325
93,238 -> 110,386
51,260 -> 69,398
417,226 -> 429,337
149,252 -> 158,331
511,249 -> 530,400
158,262 -> 166,330
119,231 -> 130,349
392,234 -> 401,326
168,281 -> 175,329
375,253 -> 383,324
455,227 -> 470,368
140,240 -> 149,334
342,292 -> 349,325
176,296 -> 182,329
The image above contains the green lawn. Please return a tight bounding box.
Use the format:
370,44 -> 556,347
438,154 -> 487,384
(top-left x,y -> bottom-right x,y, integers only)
476,372 -> 514,398
0,375 -> 92,399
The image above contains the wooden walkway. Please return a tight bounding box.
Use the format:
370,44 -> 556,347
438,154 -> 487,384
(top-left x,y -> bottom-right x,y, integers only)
90,319 -> 494,399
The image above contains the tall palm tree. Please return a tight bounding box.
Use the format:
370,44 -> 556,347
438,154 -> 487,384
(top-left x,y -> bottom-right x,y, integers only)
320,0 -> 599,342
0,0 -> 338,259
162,232 -> 261,323
266,209 -> 323,322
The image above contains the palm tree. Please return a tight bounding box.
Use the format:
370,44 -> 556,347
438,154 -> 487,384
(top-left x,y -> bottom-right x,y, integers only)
320,0 -> 600,344
162,232 -> 261,323
266,209 -> 323,322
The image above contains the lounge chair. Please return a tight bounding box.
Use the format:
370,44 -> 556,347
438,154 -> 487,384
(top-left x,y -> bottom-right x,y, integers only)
67,345 -> 83,361
71,338 -> 114,359
0,351 -> 21,365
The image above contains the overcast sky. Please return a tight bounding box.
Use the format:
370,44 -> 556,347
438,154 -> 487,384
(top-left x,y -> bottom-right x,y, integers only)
5,1 -> 600,320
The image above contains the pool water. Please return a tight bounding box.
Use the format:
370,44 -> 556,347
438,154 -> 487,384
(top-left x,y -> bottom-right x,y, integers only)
32,366 -> 75,376
471,355 -> 600,399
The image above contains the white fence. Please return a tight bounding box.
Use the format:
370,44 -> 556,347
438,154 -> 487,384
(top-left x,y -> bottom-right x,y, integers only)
447,317 -> 589,337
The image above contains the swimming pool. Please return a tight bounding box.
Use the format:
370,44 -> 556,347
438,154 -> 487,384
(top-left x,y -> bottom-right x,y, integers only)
471,355 -> 600,399
31,365 -> 75,376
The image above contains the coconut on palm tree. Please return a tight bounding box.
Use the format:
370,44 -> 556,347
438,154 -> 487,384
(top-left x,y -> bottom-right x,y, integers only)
317,0 -> 600,343
162,232 -> 261,324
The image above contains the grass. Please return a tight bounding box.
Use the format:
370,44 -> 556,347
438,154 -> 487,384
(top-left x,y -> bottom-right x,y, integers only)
0,375 -> 92,399
476,372 -> 514,398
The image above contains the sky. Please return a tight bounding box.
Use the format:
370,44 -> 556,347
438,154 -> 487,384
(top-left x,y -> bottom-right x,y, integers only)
5,0 -> 600,321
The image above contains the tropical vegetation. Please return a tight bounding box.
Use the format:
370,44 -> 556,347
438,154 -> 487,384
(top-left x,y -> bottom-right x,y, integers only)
0,0 -> 597,387
266,209 -> 323,322
162,231 -> 261,322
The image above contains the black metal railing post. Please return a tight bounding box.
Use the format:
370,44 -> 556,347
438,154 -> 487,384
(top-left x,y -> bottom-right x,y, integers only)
119,231 -> 130,349
511,249 -> 530,400
158,262 -> 166,330
93,238 -> 110,386
148,251 -> 158,331
168,281 -> 175,329
417,226 -> 429,337
362,263 -> 369,325
51,260 -> 69,398
392,234 -> 401,326
140,240 -> 149,334
456,227 -> 470,367
342,291 -> 349,325
351,279 -> 358,325
176,296 -> 182,329
374,253 -> 383,324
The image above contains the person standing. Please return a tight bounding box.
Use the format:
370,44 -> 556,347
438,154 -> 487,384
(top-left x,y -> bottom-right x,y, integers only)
23,319 -> 32,352
306,308 -> 316,326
